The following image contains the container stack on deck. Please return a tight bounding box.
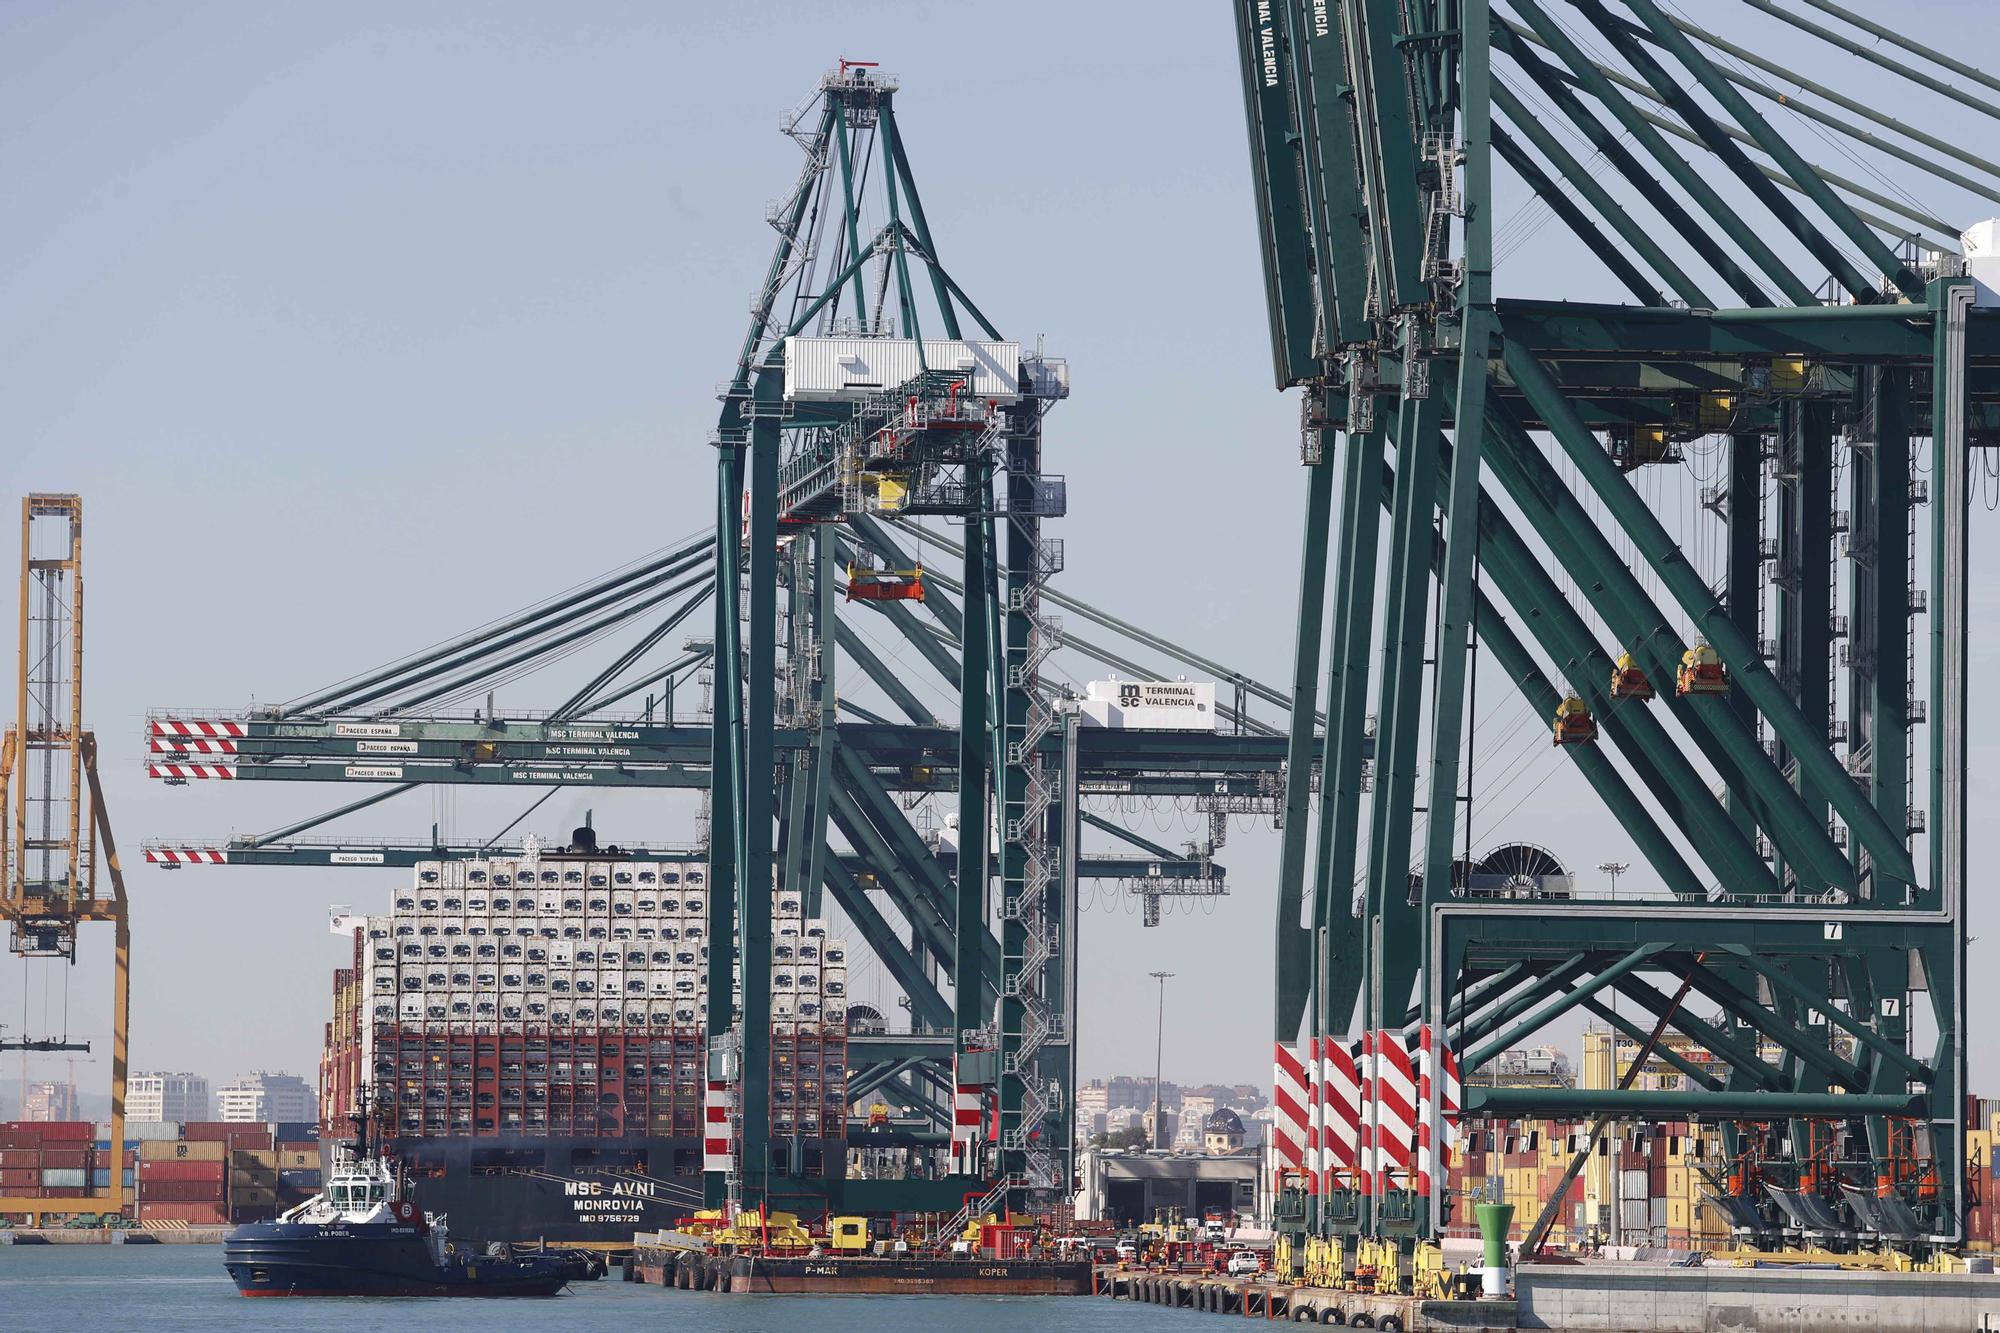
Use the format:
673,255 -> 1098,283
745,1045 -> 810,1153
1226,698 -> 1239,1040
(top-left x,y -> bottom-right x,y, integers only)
336,856 -> 728,1138
306,850 -> 852,1240
769,890 -> 849,1173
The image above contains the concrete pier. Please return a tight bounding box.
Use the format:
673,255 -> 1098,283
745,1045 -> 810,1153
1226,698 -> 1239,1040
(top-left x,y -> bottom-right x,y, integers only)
1092,1265 -> 1515,1330
1514,1261 -> 2000,1332
1093,1261 -> 2000,1331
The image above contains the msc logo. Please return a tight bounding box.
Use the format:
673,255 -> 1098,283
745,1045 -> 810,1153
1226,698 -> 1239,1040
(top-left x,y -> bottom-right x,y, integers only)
1118,684 -> 1142,707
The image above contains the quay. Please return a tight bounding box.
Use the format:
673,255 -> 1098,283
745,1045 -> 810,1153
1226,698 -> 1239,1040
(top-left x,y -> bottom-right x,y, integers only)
0,1227 -> 225,1245
1093,1265 -> 1511,1330
1092,1262 -> 2000,1333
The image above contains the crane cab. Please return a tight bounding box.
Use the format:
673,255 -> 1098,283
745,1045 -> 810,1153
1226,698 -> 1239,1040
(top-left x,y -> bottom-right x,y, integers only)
1676,642 -> 1729,696
1609,652 -> 1654,701
844,561 -> 925,603
1553,695 -> 1597,747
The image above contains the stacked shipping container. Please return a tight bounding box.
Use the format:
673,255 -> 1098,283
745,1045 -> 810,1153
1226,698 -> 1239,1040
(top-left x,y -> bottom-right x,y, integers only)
2,1113 -> 338,1227
769,888 -> 848,1174
322,854 -> 849,1162
1444,1115 -> 1734,1248
0,1121 -> 118,1204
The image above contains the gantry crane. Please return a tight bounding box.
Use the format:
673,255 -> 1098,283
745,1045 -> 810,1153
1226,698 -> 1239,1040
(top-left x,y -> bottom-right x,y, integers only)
0,493 -> 131,1221
144,63 -> 1362,1220
1236,0 -> 1997,1264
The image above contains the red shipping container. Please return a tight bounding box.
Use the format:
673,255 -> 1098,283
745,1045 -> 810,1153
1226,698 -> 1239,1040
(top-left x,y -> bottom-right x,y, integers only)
0,1150 -> 39,1168
227,1130 -> 275,1151
180,1122 -> 236,1142
0,1169 -> 36,1188
0,1133 -> 41,1150
38,1122 -> 91,1142
138,1159 -> 225,1183
38,1148 -> 88,1169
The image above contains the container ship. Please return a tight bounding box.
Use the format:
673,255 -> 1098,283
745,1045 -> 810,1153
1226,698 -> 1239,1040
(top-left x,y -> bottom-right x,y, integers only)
318,836 -> 850,1247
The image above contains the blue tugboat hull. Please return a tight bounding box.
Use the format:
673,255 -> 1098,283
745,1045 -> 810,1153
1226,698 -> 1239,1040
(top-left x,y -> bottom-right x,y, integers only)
223,1221 -> 571,1297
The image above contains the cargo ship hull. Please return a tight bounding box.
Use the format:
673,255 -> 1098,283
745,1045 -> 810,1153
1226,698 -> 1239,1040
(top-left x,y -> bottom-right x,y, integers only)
388,1133 -> 707,1247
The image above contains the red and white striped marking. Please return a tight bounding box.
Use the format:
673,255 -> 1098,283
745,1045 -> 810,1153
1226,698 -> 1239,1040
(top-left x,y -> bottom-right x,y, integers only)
150,719 -> 246,738
1303,1037 -> 1321,1196
148,763 -> 236,780
145,848 -> 227,865
150,736 -> 238,754
1356,1033 -> 1374,1197
950,1080 -> 985,1175
702,1079 -> 734,1175
1415,1025 -> 1462,1197
1321,1038 -> 1362,1191
1372,1028 -> 1416,1195
1271,1040 -> 1309,1194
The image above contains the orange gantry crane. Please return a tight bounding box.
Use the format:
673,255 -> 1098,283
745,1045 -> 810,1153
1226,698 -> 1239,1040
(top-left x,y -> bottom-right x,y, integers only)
0,494 -> 131,1222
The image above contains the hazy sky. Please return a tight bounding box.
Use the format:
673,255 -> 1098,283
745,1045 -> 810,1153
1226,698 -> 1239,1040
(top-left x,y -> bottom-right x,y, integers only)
5,1 -> 2000,1106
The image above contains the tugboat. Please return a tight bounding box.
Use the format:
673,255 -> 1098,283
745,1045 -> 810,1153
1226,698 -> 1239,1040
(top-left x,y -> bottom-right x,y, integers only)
222,1112 -> 575,1297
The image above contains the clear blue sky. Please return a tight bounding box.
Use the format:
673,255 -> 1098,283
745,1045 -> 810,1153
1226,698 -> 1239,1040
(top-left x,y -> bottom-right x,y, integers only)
4,0 -> 2000,1105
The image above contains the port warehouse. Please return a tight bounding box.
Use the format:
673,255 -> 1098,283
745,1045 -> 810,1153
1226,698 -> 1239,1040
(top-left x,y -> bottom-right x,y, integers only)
0,1120 -> 321,1227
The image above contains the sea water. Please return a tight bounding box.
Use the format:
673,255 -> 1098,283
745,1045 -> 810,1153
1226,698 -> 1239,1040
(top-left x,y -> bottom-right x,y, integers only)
0,1243 -> 1211,1330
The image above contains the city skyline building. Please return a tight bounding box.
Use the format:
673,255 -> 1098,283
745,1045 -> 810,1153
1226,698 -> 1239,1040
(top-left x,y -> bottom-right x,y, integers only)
129,1071 -> 212,1123
216,1071 -> 314,1124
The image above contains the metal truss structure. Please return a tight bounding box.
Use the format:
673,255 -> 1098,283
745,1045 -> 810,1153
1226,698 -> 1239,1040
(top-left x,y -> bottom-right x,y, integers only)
1,495 -> 132,1219
1235,0 -> 2000,1251
148,63 -> 1409,1220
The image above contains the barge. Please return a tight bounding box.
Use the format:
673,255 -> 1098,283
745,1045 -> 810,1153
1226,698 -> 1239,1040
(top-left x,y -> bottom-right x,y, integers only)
633,1244 -> 1092,1295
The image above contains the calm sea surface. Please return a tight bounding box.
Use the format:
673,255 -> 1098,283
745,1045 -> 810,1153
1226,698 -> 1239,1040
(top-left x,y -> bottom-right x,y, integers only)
0,1242 -> 1210,1331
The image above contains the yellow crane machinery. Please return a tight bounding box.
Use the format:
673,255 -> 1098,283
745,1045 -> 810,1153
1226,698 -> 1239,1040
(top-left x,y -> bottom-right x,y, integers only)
1675,641 -> 1730,697
1551,694 -> 1597,747
0,495 -> 131,1222
1609,651 -> 1654,702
